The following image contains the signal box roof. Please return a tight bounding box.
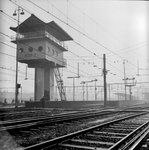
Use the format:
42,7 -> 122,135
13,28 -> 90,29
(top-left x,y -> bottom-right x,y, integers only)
10,14 -> 73,41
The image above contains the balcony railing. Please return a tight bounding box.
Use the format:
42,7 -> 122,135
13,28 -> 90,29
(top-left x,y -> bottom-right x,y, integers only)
11,31 -> 68,50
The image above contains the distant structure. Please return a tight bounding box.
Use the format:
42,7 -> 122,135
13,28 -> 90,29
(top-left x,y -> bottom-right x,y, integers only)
142,92 -> 149,101
10,14 -> 73,101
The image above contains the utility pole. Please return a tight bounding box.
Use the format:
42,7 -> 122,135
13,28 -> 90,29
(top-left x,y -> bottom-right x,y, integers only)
80,81 -> 85,101
125,77 -> 136,100
86,81 -> 92,101
91,79 -> 98,101
108,84 -> 110,101
12,6 -> 25,108
67,76 -> 80,101
103,54 -> 107,107
101,87 -> 102,100
67,63 -> 80,101
123,60 -> 127,100
80,80 -> 93,101
137,60 -> 140,76
21,86 -> 22,101
86,82 -> 89,101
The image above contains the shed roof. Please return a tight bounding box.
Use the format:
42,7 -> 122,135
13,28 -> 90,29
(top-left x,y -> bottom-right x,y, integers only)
114,93 -> 133,97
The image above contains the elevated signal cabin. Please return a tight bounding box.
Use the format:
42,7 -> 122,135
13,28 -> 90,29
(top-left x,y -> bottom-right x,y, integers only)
10,14 -> 73,101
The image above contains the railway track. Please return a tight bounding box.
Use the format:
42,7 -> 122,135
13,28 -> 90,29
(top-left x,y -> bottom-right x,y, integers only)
1,110 -> 118,129
123,104 -> 149,111
1,104 -> 147,122
1,110 -> 146,149
127,124 -> 149,150
0,109 -> 77,121
21,111 -> 149,150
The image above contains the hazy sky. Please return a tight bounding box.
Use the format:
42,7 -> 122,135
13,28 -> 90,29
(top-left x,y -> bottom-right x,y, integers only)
0,0 -> 149,93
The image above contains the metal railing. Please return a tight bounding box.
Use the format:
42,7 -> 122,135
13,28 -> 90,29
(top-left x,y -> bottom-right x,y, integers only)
11,31 -> 68,50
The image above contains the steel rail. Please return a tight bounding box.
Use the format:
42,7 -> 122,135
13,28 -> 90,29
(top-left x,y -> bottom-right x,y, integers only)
1,110 -> 143,127
128,126 -> 149,150
0,110 -> 117,131
23,111 -> 148,150
109,121 -> 149,150
0,108 -> 59,118
1,110 -> 80,126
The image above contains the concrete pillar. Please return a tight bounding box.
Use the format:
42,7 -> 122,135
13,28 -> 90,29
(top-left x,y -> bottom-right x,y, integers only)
34,66 -> 54,101
34,67 -> 44,101
44,67 -> 54,101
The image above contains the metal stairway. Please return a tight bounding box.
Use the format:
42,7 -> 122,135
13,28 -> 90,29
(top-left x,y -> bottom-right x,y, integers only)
54,68 -> 66,101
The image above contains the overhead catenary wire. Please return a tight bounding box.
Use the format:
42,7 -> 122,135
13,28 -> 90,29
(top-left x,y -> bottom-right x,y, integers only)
0,10 -> 117,80
0,31 -> 123,84
2,1 -> 143,81
1,7 -> 121,82
0,11 -> 104,78
107,41 -> 149,57
1,7 -> 99,69
68,0 -> 127,47
0,70 -> 33,80
10,0 -> 126,74
0,46 -> 99,81
0,39 -> 92,79
0,38 -> 98,81
25,0 -> 141,72
28,0 -> 148,78
0,18 -> 93,77
0,66 -> 33,77
13,0 -> 148,69
108,43 -> 149,57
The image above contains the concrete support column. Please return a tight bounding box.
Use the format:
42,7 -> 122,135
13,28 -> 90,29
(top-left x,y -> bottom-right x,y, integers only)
34,65 -> 54,101
34,67 -> 44,101
49,68 -> 54,101
44,66 -> 54,101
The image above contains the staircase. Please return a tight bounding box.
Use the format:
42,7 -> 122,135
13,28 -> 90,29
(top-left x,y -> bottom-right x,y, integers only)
54,68 -> 66,101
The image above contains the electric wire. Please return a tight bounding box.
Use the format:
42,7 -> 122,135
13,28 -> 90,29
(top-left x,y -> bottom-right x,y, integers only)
68,0 -> 127,47
3,4 -> 101,70
12,0 -> 126,74
0,39 -> 91,79
2,1 -> 142,81
0,11 -> 102,78
1,38 -> 99,80
27,0 -> 149,76
108,43 -> 149,56
107,41 -> 149,57
0,16 -> 105,82
5,2 -> 123,79
26,0 -> 139,72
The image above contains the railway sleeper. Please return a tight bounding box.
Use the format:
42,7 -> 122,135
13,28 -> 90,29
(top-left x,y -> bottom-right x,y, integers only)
59,143 -> 107,150
75,134 -> 121,143
109,125 -> 139,129
120,121 -> 143,125
109,126 -> 137,130
105,127 -> 134,131
87,133 -> 123,139
60,139 -> 113,149
93,131 -> 127,137
113,123 -> 141,127
96,128 -> 133,134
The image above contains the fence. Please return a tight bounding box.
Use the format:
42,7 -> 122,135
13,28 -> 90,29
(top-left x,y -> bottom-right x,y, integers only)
54,82 -> 149,101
